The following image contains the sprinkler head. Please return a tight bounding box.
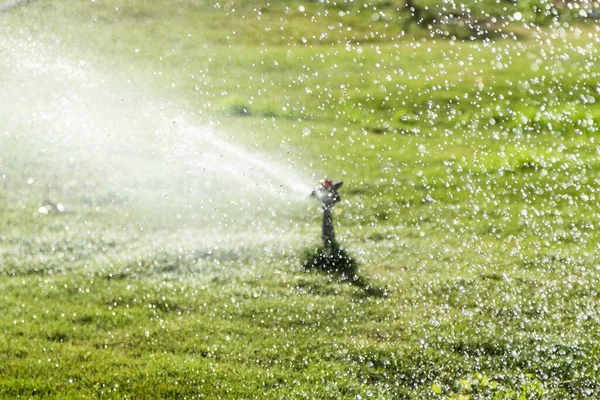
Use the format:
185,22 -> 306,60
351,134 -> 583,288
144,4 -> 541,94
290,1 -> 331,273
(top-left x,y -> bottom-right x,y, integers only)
311,178 -> 343,207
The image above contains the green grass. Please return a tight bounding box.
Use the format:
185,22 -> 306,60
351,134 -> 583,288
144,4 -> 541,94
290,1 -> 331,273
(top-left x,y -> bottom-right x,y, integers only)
2,0 -> 600,398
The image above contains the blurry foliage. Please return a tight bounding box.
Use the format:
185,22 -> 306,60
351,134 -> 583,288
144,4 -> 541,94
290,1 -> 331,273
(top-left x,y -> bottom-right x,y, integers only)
432,372 -> 547,399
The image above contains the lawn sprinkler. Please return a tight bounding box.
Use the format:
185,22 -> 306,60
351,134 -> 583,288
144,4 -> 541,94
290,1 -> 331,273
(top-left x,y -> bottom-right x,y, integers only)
303,177 -> 357,278
310,178 -> 343,248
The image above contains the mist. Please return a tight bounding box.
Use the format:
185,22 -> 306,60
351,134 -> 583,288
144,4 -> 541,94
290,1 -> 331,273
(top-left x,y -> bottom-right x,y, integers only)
0,28 -> 316,255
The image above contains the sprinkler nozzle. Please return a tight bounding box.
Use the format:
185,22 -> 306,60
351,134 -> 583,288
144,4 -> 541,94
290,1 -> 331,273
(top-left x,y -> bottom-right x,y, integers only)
311,178 -> 343,207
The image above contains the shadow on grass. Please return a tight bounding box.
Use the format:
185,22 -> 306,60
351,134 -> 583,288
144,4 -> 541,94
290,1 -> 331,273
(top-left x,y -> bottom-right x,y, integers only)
301,242 -> 386,298
350,276 -> 387,298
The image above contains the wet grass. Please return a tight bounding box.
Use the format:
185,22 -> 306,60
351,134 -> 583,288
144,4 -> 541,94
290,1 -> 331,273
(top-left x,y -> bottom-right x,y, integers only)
2,0 -> 600,398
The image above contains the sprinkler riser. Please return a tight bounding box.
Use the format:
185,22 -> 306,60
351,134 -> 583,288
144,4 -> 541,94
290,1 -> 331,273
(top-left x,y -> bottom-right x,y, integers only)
311,178 -> 343,248
322,206 -> 336,248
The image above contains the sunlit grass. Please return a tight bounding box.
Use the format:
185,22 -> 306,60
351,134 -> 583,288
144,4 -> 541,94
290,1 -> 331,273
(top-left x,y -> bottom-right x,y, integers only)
1,0 -> 600,398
